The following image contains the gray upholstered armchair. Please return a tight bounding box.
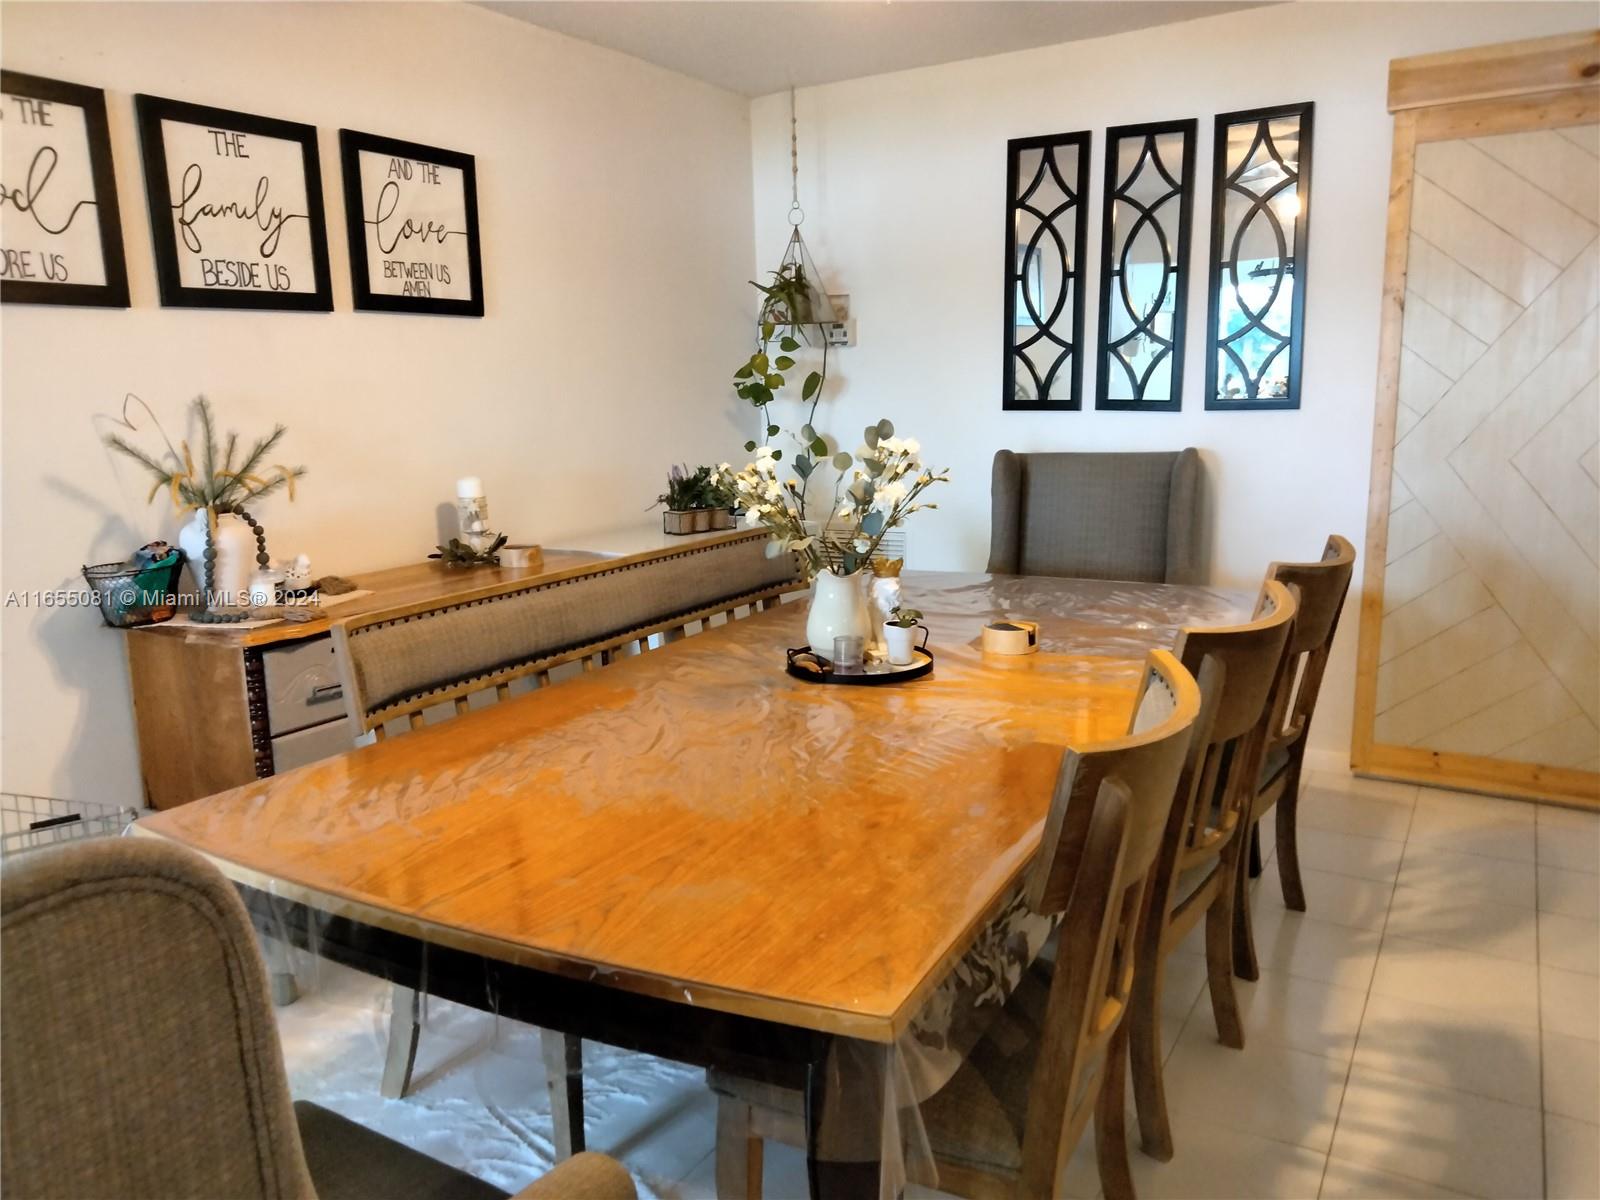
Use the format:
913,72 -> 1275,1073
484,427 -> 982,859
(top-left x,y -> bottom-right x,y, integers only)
0,837 -> 637,1200
987,448 -> 1203,584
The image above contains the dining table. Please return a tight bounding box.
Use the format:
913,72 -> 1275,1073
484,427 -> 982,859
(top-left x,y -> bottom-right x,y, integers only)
136,569 -> 1253,1199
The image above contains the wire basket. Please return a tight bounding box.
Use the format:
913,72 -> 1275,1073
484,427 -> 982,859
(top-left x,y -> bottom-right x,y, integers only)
1,793 -> 141,859
81,551 -> 185,629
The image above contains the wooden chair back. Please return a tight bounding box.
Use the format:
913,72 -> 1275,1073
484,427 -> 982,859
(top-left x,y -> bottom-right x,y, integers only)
1016,649 -> 1202,1198
1167,579 -> 1298,859
1263,534 -> 1355,750
331,534 -> 802,737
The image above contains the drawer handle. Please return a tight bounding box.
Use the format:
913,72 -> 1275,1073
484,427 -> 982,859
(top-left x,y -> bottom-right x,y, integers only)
307,683 -> 344,705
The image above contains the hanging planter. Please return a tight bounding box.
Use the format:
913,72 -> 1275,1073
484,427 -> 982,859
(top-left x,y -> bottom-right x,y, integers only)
757,225 -> 836,331
732,89 -> 838,467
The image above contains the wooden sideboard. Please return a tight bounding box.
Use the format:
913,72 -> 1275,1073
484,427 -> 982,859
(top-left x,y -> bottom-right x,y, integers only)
126,525 -> 769,809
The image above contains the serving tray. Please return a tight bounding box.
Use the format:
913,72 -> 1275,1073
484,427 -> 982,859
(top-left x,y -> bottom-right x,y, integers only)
785,645 -> 934,685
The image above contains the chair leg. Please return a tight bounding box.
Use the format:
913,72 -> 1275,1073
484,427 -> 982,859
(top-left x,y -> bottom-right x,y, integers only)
1129,947 -> 1173,1162
1206,848 -> 1247,1046
1095,1021 -> 1135,1200
1276,761 -> 1307,913
380,983 -> 421,1099
1232,827 -> 1262,984
714,1094 -> 764,1199
541,1029 -> 586,1160
1247,822 -> 1263,879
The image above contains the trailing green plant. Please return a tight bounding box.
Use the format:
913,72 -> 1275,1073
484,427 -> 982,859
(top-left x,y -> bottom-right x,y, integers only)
105,395 -> 306,516
731,259 -> 829,485
886,606 -> 924,628
429,534 -> 508,567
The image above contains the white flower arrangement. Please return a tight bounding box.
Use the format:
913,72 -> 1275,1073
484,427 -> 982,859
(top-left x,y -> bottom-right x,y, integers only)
718,419 -> 949,579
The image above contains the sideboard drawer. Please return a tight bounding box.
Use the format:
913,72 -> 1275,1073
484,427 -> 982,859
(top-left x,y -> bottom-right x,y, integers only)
270,718 -> 354,773
262,636 -> 345,736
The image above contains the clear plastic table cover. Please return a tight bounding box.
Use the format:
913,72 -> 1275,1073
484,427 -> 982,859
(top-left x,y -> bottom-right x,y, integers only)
141,571 -> 1252,1198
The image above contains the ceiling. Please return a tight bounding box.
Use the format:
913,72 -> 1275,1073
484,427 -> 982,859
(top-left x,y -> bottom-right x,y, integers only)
478,1 -> 1267,97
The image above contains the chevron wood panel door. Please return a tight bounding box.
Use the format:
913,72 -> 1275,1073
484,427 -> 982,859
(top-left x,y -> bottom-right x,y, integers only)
1356,33 -> 1600,807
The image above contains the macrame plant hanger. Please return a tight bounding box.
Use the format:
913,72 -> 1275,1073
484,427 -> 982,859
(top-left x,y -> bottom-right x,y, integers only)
773,86 -> 836,328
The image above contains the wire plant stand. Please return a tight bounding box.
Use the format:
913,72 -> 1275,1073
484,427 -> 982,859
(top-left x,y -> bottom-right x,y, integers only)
1,793 -> 141,859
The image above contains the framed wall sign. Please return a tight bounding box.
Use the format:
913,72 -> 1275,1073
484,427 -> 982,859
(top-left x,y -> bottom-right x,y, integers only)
1002,130 -> 1090,411
338,130 -> 483,316
134,94 -> 332,311
1,71 -> 129,307
1095,118 -> 1197,412
1205,102 -> 1314,410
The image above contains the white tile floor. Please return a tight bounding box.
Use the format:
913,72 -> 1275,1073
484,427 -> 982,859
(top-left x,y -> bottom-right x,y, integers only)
279,771 -> 1600,1199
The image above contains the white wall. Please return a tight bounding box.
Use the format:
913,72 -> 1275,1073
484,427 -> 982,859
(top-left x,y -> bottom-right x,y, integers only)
1,2 -> 755,803
748,2 -> 1598,766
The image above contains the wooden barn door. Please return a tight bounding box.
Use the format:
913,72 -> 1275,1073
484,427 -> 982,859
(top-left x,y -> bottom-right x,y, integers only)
1354,32 -> 1600,807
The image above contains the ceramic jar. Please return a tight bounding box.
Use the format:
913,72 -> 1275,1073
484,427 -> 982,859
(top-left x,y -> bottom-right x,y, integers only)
178,509 -> 254,605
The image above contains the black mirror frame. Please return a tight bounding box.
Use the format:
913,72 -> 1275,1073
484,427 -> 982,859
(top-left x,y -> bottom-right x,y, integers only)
1094,118 -> 1197,413
1002,130 -> 1091,412
1204,101 -> 1314,411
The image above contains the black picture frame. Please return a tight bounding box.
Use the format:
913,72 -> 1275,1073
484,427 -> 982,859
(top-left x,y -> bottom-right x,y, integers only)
1002,130 -> 1091,412
1095,118 -> 1197,413
1205,102 -> 1314,411
134,94 -> 332,311
1,71 -> 129,308
338,129 -> 483,317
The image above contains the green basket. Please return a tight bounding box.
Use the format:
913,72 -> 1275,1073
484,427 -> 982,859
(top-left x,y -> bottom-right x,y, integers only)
81,552 -> 186,629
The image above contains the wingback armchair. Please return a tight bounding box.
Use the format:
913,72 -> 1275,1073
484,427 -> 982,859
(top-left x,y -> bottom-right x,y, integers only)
987,448 -> 1203,584
0,837 -> 637,1200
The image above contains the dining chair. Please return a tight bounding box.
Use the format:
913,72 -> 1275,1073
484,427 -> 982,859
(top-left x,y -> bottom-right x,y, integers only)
987,449 -> 1203,584
1129,578 -> 1297,1163
1234,535 -> 1356,981
327,533 -> 803,1153
0,836 -> 638,1200
709,648 -> 1203,1200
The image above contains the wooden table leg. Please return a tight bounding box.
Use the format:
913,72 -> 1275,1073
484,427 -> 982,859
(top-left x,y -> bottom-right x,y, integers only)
541,1028 -> 586,1159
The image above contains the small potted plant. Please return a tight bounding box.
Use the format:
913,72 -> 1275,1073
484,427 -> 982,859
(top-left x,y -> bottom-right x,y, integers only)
658,464 -> 702,535
704,469 -> 737,530
883,605 -> 926,667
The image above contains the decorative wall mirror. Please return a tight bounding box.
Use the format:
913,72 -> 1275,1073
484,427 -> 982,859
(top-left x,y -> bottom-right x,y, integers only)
1206,102 -> 1314,410
1096,119 -> 1196,412
1003,131 -> 1090,410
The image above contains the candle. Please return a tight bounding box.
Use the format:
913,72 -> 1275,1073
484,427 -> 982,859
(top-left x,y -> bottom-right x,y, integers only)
456,476 -> 484,499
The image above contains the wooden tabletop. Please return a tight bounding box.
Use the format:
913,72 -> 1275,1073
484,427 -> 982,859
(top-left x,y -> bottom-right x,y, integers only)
138,572 -> 1251,1041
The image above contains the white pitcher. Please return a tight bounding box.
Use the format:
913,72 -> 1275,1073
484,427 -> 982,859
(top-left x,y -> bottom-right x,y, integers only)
805,568 -> 871,653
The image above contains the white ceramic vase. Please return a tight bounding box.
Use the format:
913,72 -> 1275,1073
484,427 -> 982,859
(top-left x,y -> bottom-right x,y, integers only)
806,568 -> 871,653
179,509 -> 255,605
